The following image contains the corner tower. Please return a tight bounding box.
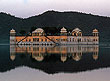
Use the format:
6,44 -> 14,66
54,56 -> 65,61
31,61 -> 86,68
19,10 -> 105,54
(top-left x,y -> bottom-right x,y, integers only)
60,27 -> 67,36
92,29 -> 99,44
10,29 -> 16,45
93,29 -> 98,36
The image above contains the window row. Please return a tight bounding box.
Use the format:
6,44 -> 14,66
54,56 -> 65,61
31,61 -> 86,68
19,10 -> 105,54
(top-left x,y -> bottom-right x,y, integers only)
68,38 -> 98,42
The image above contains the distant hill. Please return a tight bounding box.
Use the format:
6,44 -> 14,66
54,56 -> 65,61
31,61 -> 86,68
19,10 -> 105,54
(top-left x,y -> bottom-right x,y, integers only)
0,10 -> 110,44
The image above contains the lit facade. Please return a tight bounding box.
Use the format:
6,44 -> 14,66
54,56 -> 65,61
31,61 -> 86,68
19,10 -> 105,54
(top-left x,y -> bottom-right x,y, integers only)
10,27 -> 99,45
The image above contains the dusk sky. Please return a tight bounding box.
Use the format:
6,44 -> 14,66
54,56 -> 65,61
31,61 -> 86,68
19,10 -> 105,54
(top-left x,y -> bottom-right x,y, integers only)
0,0 -> 110,18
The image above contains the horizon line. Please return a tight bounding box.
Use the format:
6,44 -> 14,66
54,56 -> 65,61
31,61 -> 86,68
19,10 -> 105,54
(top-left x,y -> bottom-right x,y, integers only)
0,10 -> 109,19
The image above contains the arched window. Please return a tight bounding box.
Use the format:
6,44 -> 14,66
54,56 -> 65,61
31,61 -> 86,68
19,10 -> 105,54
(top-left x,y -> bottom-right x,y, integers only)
45,39 -> 47,42
78,33 -> 80,36
29,39 -> 31,42
70,38 -> 71,42
74,33 -> 76,36
78,38 -> 81,42
93,39 -> 95,41
73,38 -> 74,42
41,39 -> 43,42
84,38 -> 86,42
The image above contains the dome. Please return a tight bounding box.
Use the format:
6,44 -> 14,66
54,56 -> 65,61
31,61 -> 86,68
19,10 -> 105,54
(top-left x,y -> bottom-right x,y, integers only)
93,29 -> 98,33
10,29 -> 16,33
72,28 -> 81,33
61,27 -> 66,31
32,28 -> 44,33
60,27 -> 67,33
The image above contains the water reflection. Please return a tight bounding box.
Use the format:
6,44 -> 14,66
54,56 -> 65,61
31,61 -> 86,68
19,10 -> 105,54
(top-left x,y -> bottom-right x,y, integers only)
0,44 -> 110,75
10,45 -> 99,62
1,45 -> 110,81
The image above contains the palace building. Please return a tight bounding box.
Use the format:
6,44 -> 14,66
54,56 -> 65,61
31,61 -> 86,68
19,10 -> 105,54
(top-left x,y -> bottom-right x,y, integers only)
10,27 -> 99,45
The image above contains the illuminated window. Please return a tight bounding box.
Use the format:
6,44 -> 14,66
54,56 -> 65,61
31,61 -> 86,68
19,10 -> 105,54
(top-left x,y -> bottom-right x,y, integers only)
33,38 -> 39,42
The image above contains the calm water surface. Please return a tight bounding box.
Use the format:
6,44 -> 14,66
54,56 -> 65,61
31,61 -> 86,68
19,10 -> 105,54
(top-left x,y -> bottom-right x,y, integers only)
0,45 -> 110,81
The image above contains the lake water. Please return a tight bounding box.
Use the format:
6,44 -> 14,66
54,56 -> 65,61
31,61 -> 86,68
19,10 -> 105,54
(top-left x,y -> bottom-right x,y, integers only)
0,45 -> 110,81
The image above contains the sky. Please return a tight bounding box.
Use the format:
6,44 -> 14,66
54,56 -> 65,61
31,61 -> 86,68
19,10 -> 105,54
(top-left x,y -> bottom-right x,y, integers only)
0,0 -> 110,18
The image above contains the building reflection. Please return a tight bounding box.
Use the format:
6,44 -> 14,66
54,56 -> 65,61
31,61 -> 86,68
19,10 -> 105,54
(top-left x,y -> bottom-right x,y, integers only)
10,45 -> 16,61
72,53 -> 82,61
10,45 -> 99,62
61,54 -> 67,62
32,53 -> 44,62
